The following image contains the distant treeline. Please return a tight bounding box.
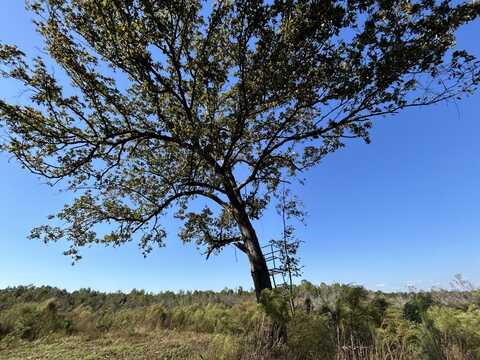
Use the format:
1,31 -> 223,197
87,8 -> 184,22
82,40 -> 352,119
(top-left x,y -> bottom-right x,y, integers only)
1,280 -> 480,359
0,284 -> 255,311
1,280 -> 477,310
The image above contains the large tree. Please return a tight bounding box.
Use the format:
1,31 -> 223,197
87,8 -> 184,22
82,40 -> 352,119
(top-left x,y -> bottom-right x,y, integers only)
0,0 -> 479,300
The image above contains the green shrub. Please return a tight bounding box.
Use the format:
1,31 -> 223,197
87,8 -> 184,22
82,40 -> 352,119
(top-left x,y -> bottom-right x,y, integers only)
0,298 -> 64,340
420,305 -> 480,359
287,312 -> 335,360
260,289 -> 290,325
374,307 -> 421,358
403,293 -> 434,323
69,304 -> 97,335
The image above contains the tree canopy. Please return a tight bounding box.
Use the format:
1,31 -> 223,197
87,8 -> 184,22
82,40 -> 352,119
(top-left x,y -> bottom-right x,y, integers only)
0,0 -> 479,297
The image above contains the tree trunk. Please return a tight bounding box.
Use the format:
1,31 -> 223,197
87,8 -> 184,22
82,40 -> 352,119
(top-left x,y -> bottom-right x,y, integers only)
236,209 -> 289,344
223,179 -> 286,344
223,178 -> 273,301
236,209 -> 272,301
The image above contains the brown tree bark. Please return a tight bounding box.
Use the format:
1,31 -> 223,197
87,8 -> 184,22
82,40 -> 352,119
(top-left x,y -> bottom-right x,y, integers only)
219,162 -> 297,343
223,177 -> 273,301
223,176 -> 287,347
235,209 -> 288,345
237,212 -> 273,301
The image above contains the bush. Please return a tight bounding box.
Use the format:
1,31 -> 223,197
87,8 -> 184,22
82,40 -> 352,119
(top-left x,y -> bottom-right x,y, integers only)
403,293 -> 434,323
68,305 -> 97,336
287,312 -> 336,360
0,298 -> 64,340
374,307 -> 421,358
420,305 -> 480,359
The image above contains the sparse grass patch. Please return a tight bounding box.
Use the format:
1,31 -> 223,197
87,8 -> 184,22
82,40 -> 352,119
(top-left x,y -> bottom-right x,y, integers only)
0,330 -> 228,360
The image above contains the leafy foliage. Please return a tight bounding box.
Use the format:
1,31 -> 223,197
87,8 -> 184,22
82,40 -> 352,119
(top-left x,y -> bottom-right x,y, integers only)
403,292 -> 434,323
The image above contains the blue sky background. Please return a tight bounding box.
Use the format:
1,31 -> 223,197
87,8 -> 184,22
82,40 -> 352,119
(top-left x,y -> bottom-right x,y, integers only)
0,2 -> 479,293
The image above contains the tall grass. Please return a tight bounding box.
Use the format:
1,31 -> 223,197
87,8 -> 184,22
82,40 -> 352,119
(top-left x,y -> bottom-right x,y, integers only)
1,282 -> 480,359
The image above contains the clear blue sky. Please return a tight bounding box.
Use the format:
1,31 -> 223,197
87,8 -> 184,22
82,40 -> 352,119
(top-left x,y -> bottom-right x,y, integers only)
1,2 -> 479,293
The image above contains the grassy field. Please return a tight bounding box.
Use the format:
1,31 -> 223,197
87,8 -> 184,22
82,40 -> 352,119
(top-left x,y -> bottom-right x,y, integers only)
0,330 -> 235,360
1,282 -> 480,359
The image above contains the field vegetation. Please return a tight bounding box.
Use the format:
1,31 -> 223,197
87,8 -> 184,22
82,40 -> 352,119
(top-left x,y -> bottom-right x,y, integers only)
1,278 -> 480,359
